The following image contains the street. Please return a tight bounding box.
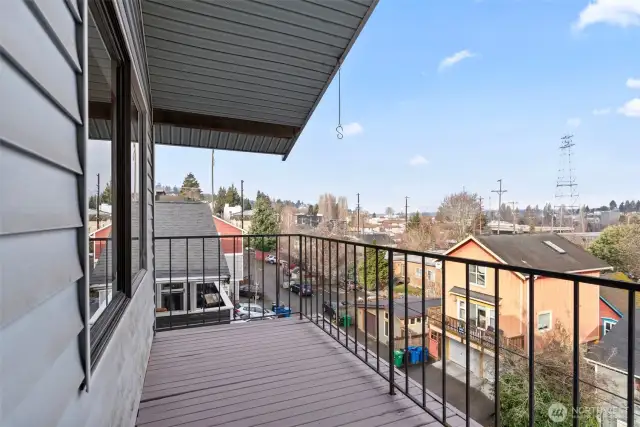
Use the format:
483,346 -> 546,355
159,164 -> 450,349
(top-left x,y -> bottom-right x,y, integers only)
238,254 -> 496,427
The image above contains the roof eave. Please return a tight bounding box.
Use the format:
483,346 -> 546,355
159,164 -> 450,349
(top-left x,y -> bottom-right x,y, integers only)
282,0 -> 380,161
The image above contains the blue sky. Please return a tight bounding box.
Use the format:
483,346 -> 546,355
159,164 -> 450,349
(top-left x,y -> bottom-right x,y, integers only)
91,0 -> 640,213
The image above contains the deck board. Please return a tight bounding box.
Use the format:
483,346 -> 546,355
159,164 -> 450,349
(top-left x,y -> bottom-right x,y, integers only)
137,319 -> 442,427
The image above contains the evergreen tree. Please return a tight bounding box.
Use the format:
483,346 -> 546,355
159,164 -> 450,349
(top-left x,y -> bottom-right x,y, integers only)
408,211 -> 421,230
610,200 -> 617,210
225,184 -> 242,206
101,181 -> 112,204
213,186 -> 227,215
180,173 -> 202,200
249,197 -> 279,251
357,240 -> 389,291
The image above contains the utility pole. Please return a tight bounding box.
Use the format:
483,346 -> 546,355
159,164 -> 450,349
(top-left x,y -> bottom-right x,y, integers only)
211,150 -> 219,211
491,179 -> 508,235
478,196 -> 484,234
356,193 -> 361,236
405,196 -> 410,227
240,180 -> 244,231
96,173 -> 101,229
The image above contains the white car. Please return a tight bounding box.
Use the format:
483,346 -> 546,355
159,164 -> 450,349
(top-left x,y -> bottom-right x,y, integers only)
265,255 -> 277,264
234,302 -> 276,319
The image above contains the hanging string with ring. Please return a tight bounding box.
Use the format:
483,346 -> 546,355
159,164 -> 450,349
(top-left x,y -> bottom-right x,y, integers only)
336,66 -> 343,139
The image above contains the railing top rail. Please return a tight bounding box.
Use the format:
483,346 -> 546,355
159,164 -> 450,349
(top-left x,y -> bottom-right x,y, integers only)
91,233 -> 635,291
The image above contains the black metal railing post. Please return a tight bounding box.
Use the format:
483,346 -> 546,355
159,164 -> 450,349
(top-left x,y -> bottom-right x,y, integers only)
364,246 -> 368,364
345,242 -> 349,349
186,238 -> 189,328
261,236 -> 266,320
376,248 -> 380,373
572,279 -> 580,427
441,259 -> 447,423
288,236 -> 291,312
494,268 -> 501,427
322,238 -> 325,330
627,289 -> 636,427
247,236 -> 251,320
465,263 -> 471,426
421,255 -> 426,408
217,237 -> 221,318
316,237 -> 319,325
528,274 -> 535,426
337,242 -> 340,341
388,249 -> 395,396
404,253 -> 409,393
168,239 -> 172,328
329,240 -> 333,336
298,235 -> 302,320
353,243 -> 357,356
202,237 -> 205,324
275,237 -> 280,310
233,236 -> 237,320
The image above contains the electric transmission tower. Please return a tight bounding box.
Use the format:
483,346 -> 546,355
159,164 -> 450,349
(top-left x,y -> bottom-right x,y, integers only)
554,135 -> 579,232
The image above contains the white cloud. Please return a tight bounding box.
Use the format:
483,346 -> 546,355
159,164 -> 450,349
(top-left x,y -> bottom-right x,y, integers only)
618,98 -> 640,117
592,108 -> 612,115
409,155 -> 428,166
627,78 -> 640,89
438,50 -> 476,71
566,117 -> 582,127
573,0 -> 640,30
341,122 -> 363,136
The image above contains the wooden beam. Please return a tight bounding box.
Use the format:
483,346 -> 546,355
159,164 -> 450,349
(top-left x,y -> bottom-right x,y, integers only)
153,108 -> 299,139
88,102 -> 299,139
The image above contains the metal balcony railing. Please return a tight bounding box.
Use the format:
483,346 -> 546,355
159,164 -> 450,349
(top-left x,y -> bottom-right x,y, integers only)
91,233 -> 638,426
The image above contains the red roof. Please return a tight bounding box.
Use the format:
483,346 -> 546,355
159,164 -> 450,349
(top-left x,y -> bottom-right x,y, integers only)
213,217 -> 243,254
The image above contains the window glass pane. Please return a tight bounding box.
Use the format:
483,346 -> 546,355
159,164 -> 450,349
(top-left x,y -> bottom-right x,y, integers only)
88,11 -> 116,325
131,99 -> 140,278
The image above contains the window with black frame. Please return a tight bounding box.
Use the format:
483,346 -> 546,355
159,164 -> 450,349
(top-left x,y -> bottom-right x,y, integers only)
87,11 -> 118,325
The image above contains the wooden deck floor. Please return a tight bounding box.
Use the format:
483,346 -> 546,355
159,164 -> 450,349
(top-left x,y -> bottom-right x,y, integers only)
136,319 -> 448,427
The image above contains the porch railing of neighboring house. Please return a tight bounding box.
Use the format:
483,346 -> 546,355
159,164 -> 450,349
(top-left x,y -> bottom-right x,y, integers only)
110,232 -> 636,427
428,308 -> 526,352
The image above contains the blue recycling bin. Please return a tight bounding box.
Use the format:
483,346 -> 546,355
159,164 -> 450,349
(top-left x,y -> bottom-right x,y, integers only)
407,346 -> 421,364
273,305 -> 292,318
423,347 -> 429,362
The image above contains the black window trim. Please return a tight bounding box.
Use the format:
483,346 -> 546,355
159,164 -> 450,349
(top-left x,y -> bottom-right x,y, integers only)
88,0 -> 147,372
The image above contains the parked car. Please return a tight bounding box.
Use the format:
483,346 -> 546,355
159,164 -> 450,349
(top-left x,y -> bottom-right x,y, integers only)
239,283 -> 263,299
290,282 -> 313,296
265,255 -> 277,264
234,302 -> 275,319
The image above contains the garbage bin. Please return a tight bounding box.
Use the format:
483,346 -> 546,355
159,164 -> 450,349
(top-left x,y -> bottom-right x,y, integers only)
407,346 -> 421,364
340,314 -> 352,327
393,350 -> 405,368
423,347 -> 429,362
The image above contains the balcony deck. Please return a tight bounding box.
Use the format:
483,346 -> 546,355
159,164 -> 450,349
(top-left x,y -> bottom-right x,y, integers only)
136,319 -> 451,427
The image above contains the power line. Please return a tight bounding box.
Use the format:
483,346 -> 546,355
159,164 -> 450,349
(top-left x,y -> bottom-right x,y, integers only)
491,179 -> 508,235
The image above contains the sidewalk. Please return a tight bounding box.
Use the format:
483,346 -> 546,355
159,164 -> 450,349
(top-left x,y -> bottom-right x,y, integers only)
330,321 -> 496,427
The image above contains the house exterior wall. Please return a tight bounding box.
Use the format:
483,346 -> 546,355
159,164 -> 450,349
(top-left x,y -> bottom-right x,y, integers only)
446,240 -> 601,347
393,260 -> 440,288
0,1 -> 155,426
91,224 -> 113,262
445,242 -> 524,338
599,299 -> 622,338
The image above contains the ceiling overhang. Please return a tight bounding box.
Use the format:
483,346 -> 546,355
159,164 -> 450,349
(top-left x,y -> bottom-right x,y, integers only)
138,0 -> 378,160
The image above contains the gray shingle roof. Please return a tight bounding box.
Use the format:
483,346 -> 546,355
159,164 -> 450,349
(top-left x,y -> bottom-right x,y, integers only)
357,296 -> 441,319
587,308 -> 640,373
90,202 -> 230,284
475,233 -> 610,273
450,286 -> 498,305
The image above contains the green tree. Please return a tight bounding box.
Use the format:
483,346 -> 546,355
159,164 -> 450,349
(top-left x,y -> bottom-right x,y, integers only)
610,200 -> 617,210
101,181 -> 112,204
243,198 -> 252,210
226,184 -> 242,206
180,173 -> 202,200
249,196 -> 279,252
213,186 -> 227,215
357,241 -> 389,291
589,224 -> 640,276
89,194 -> 99,209
408,211 -> 422,230
498,324 -> 600,427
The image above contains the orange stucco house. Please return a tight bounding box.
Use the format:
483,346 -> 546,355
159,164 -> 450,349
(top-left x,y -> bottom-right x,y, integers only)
431,233 -> 610,380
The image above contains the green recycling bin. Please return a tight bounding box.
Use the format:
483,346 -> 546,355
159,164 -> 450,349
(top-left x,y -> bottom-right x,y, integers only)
393,350 -> 405,368
340,314 -> 352,327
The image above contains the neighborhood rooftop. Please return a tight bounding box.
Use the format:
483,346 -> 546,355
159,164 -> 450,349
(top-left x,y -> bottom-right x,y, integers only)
91,202 -> 231,284
475,233 -> 611,273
